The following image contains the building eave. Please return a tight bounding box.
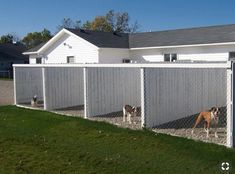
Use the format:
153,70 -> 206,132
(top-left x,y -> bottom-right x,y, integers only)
129,42 -> 235,50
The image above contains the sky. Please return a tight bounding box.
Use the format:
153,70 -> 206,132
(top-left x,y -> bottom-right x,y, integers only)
0,0 -> 235,38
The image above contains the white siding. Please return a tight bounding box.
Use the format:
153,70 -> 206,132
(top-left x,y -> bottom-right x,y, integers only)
43,34 -> 99,64
98,48 -> 130,63
86,67 -> 140,117
29,54 -> 38,64
130,44 -> 235,62
29,54 -> 46,64
144,68 -> 227,128
130,49 -> 163,62
44,67 -> 84,110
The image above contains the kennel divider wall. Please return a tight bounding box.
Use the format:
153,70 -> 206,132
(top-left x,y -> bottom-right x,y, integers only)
142,67 -> 227,128
14,67 -> 44,105
43,67 -> 84,110
85,67 -> 141,117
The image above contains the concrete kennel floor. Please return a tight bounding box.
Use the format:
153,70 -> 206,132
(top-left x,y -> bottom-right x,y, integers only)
153,127 -> 226,145
20,104 -> 142,130
16,104 -> 227,145
55,107 -> 142,130
54,106 -> 229,146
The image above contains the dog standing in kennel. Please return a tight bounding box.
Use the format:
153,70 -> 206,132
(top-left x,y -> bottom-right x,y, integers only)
123,105 -> 138,124
191,107 -> 220,138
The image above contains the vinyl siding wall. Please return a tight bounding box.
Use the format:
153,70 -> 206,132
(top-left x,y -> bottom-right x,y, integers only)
29,54 -> 40,64
130,44 -> 235,62
98,48 -> 130,63
30,34 -> 99,64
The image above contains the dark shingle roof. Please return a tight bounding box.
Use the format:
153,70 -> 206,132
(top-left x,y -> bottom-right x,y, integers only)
26,42 -> 46,52
129,24 -> 235,48
26,24 -> 235,52
0,43 -> 27,60
67,28 -> 129,48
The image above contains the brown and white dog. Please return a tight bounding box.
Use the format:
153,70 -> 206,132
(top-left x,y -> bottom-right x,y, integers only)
123,105 -> 138,124
191,107 -> 220,138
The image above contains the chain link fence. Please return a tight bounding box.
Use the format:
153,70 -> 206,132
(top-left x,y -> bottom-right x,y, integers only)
86,67 -> 141,129
14,63 -> 231,146
147,68 -> 228,145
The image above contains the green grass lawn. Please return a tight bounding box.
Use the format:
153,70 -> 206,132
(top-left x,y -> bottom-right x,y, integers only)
0,105 -> 234,174
0,77 -> 13,81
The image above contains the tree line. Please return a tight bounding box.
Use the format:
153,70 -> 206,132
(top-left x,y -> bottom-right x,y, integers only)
0,10 -> 139,49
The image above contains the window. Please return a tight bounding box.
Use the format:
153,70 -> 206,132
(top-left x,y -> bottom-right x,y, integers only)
122,59 -> 131,63
164,53 -> 177,62
67,56 -> 75,64
36,58 -> 42,64
164,54 -> 170,61
171,54 -> 177,62
229,52 -> 235,59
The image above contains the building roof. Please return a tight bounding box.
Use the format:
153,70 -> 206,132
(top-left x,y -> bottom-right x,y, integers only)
67,28 -> 129,48
129,24 -> 235,48
25,23 -> 235,53
26,42 -> 46,52
0,43 -> 27,60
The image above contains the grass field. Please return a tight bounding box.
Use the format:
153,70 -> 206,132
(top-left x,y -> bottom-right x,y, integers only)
0,105 -> 234,174
0,77 -> 12,81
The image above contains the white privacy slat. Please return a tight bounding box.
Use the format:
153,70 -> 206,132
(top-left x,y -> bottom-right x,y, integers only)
87,67 -> 141,117
15,67 -> 43,104
44,67 -> 84,110
144,68 -> 227,128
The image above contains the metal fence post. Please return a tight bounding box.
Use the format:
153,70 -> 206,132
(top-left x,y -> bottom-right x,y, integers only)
231,62 -> 235,148
226,64 -> 234,147
83,67 -> 88,119
42,67 -> 47,110
13,67 -> 17,105
140,68 -> 146,128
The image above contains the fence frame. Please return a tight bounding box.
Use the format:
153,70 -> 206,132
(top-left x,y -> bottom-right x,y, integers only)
232,62 -> 235,148
13,61 -> 234,147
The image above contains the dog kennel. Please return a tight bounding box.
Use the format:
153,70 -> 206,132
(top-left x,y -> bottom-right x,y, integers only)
13,62 -> 234,147
141,66 -> 229,146
14,67 -> 44,108
84,67 -> 141,129
43,67 -> 84,116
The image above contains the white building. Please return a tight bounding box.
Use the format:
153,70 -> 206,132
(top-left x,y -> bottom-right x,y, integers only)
23,24 -> 235,63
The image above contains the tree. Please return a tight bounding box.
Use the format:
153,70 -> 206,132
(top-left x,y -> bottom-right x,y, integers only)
0,33 -> 21,44
0,34 -> 14,44
57,18 -> 81,31
82,21 -> 92,30
41,29 -> 52,41
106,10 -> 130,32
84,10 -> 140,33
57,10 -> 140,33
91,16 -> 113,32
22,28 -> 52,49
